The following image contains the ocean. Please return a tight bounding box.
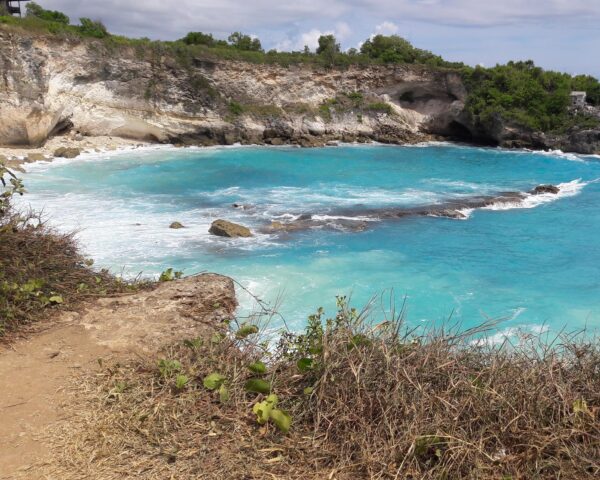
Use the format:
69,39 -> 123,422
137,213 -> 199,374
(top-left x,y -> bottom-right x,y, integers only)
17,143 -> 600,338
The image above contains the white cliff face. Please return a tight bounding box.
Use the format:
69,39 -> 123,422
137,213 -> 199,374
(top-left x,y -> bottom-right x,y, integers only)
0,27 -> 467,147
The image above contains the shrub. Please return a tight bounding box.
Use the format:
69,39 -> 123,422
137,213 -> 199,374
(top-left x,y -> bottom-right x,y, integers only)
26,2 -> 70,25
228,101 -> 244,115
367,101 -> 393,114
79,18 -> 108,39
181,31 -> 216,46
227,31 -> 262,52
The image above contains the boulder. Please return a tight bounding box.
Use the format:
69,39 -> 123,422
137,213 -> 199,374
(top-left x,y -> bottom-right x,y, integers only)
209,219 -> 253,238
54,147 -> 81,159
0,154 -> 7,164
532,184 -> 560,195
269,137 -> 285,146
26,153 -> 46,163
169,221 -> 185,229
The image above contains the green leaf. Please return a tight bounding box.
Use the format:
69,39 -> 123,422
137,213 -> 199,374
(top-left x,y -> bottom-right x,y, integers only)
244,378 -> 271,394
303,387 -> 314,395
219,384 -> 230,403
236,323 -> 259,339
203,373 -> 227,390
157,359 -> 182,378
248,361 -> 267,374
175,374 -> 189,390
252,394 -> 278,424
269,409 -> 292,433
296,358 -> 313,372
48,295 -> 64,305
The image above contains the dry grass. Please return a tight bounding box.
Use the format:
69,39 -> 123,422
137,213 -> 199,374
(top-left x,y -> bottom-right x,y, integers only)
46,300 -> 600,479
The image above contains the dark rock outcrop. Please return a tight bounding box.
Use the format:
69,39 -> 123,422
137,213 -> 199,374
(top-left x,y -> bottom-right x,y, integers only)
532,185 -> 560,195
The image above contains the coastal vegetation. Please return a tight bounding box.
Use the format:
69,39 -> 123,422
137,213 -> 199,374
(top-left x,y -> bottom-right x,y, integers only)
462,61 -> 600,133
54,297 -> 600,478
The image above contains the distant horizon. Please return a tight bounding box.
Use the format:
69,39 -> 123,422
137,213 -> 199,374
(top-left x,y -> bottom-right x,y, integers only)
19,1 -> 600,78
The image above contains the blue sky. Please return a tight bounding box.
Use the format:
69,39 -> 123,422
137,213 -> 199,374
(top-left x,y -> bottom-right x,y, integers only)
39,1 -> 600,77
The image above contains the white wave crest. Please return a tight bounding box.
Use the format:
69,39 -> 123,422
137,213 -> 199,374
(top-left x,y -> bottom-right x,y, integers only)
536,149 -> 586,162
482,179 -> 589,211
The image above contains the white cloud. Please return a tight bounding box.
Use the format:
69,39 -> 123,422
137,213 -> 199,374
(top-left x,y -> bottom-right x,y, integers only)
335,21 -> 352,40
275,23 -> 351,52
374,21 -> 399,36
300,29 -> 332,50
40,0 -> 600,40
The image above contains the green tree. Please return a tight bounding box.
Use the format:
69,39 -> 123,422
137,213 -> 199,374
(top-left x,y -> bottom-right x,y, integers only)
360,34 -> 444,65
227,32 -> 262,51
316,35 -> 340,65
26,2 -> 70,24
181,31 -> 215,46
79,18 -> 109,38
316,34 -> 340,55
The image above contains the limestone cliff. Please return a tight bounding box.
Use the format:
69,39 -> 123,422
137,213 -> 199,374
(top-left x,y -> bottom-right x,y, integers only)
1,26 -> 599,154
0,27 -> 465,147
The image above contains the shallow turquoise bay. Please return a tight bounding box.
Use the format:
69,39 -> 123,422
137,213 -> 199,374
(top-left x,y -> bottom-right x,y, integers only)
18,144 -> 600,336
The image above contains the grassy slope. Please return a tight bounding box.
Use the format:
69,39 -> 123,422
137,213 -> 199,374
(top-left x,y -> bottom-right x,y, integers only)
50,301 -> 600,479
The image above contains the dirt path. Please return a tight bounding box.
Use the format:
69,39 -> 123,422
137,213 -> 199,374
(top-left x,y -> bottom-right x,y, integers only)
0,274 -> 236,479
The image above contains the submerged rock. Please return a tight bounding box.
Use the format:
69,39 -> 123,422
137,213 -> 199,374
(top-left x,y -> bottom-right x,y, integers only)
532,184 -> 560,195
169,221 -> 185,229
232,203 -> 254,211
209,219 -> 253,238
54,147 -> 81,159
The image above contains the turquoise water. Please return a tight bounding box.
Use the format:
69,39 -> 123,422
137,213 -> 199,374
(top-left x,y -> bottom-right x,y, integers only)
18,144 -> 600,336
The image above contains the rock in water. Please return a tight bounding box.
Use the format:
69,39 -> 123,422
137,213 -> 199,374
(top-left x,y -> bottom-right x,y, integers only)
532,184 -> 560,195
54,147 -> 81,159
169,221 -> 184,229
209,219 -> 253,238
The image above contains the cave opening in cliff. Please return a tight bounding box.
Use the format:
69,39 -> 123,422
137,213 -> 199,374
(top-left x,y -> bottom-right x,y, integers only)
446,121 -> 474,142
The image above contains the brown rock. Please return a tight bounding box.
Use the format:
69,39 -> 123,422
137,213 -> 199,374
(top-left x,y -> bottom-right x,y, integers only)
169,221 -> 185,229
209,219 -> 253,238
54,147 -> 81,159
26,153 -> 46,163
269,137 -> 285,146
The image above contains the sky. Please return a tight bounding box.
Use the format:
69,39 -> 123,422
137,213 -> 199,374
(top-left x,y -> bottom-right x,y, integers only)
37,1 -> 600,77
